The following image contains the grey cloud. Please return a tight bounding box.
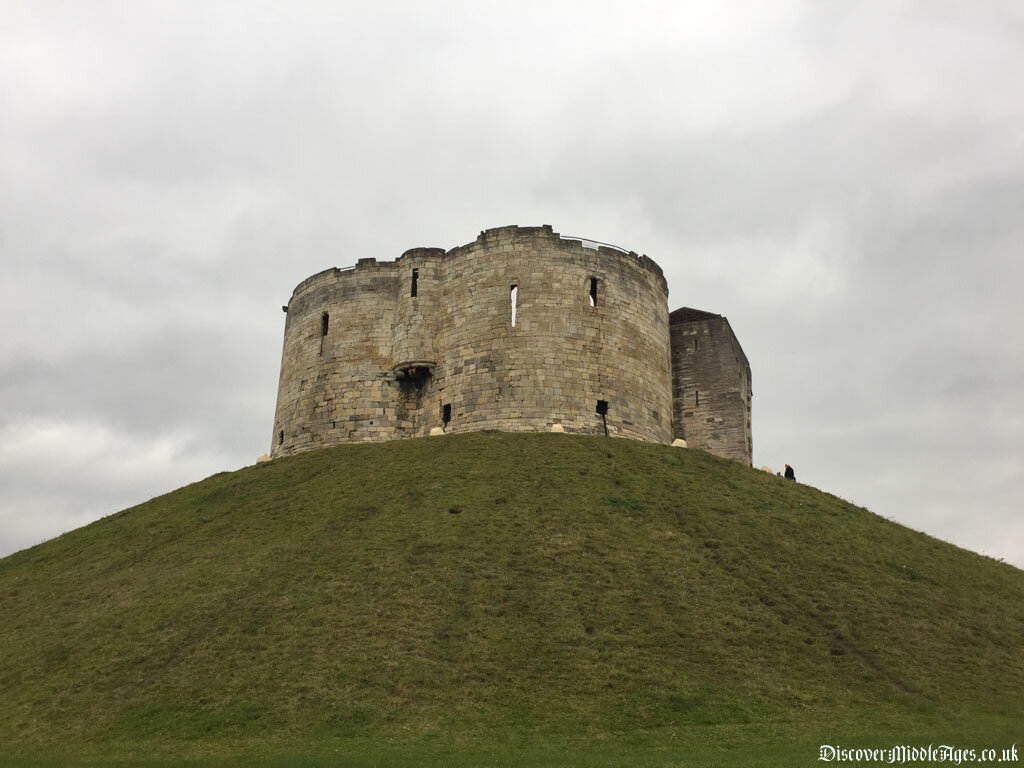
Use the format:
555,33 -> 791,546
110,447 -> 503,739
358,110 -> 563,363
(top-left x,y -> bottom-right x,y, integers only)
0,1 -> 1021,567
0,325 -> 277,451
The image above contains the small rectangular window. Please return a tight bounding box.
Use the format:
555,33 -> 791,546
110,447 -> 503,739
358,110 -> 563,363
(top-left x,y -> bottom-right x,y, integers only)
321,312 -> 329,336
411,268 -> 419,298
589,277 -> 598,307
442,403 -> 452,425
595,400 -> 609,415
695,391 -> 700,406
279,430 -> 284,445
510,284 -> 518,326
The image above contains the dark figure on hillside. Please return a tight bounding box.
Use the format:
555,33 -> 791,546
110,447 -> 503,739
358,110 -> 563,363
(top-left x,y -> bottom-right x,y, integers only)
784,464 -> 795,481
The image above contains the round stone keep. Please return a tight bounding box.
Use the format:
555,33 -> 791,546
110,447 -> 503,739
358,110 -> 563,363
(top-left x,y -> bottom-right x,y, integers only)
270,225 -> 673,457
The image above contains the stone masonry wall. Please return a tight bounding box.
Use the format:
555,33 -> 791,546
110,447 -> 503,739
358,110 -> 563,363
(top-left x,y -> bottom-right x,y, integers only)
271,263 -> 401,455
271,225 -> 675,457
669,308 -> 752,465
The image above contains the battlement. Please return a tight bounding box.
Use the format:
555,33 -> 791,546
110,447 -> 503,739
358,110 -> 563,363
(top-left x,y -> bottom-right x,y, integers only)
270,225 -> 751,464
285,226 -> 668,309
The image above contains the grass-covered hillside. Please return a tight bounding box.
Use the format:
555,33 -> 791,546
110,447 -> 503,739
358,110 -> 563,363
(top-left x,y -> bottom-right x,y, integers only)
0,432 -> 1021,767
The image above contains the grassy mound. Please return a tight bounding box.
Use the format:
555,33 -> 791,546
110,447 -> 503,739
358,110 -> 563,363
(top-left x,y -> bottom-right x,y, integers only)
0,432 -> 1021,766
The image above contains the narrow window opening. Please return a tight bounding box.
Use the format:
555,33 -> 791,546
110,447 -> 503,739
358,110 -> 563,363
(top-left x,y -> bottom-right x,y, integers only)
589,277 -> 598,307
442,403 -> 452,426
411,268 -> 419,297
695,391 -> 700,406
321,312 -> 329,336
510,284 -> 518,326
279,430 -> 284,445
595,400 -> 609,437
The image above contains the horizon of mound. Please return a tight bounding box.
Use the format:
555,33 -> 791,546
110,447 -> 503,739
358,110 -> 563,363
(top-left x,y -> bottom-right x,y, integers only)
0,432 -> 1021,764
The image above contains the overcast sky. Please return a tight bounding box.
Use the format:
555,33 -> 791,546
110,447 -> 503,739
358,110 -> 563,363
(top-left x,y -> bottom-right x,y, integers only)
2,1 -> 1022,568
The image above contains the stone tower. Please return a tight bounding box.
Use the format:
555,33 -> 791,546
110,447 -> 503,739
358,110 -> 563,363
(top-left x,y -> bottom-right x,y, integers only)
270,225 -> 752,464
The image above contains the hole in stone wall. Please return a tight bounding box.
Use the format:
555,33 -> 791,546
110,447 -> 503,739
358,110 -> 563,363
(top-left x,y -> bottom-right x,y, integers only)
411,268 -> 419,297
279,430 -> 284,445
510,285 -> 518,326
321,312 -> 329,336
442,403 -> 452,426
397,365 -> 432,389
589,277 -> 598,307
596,400 -> 609,437
695,391 -> 700,406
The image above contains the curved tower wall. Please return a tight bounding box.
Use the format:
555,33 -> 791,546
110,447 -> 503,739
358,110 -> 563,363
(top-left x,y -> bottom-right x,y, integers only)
272,263 -> 401,454
271,225 -> 674,457
433,227 -> 672,441
392,248 -> 443,371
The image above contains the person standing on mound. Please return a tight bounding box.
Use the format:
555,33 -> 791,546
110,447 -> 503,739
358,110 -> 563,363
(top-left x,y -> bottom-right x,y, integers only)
784,464 -> 795,481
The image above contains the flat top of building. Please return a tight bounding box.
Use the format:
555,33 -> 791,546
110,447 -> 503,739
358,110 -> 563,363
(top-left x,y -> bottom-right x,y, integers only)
670,307 -> 723,323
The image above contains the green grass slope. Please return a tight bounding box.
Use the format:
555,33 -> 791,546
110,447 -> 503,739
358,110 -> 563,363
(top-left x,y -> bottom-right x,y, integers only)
0,432 -> 1021,766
